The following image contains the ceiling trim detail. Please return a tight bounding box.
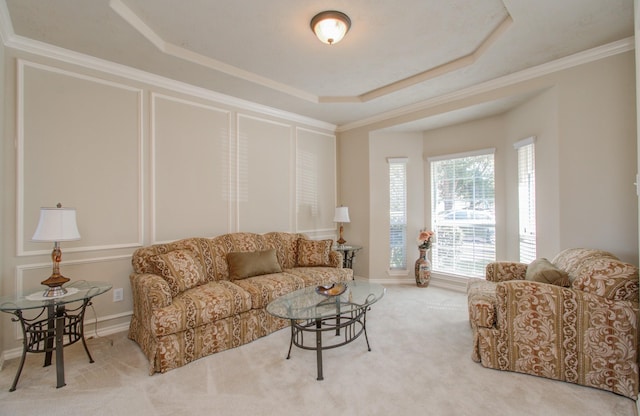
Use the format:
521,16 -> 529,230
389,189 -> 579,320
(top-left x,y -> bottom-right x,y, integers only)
337,36 -> 635,132
109,0 -> 513,104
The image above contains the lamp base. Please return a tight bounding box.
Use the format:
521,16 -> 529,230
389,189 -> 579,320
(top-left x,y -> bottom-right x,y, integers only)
41,273 -> 70,298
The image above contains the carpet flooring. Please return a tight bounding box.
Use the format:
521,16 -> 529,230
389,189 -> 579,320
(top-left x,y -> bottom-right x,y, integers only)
0,284 -> 636,416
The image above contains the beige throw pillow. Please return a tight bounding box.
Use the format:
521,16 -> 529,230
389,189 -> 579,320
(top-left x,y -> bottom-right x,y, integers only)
525,258 -> 570,287
297,238 -> 333,267
227,249 -> 282,280
150,250 -> 207,297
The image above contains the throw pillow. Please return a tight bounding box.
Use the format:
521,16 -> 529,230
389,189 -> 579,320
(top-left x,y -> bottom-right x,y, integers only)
525,258 -> 570,287
227,249 -> 282,280
297,238 -> 333,267
150,250 -> 207,297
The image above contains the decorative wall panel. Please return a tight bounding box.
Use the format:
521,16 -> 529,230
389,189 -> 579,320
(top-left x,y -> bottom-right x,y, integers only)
237,115 -> 292,233
18,61 -> 142,255
152,94 -> 231,242
296,128 -> 336,233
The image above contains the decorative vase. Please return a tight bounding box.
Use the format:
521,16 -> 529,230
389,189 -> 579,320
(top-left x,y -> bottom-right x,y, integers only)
415,248 -> 432,287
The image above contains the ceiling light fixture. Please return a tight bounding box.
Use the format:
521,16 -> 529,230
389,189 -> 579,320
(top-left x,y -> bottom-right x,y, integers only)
310,10 -> 351,45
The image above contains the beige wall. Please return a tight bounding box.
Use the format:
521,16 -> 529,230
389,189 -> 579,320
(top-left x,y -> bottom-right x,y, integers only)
0,49 -> 338,356
338,51 -> 637,287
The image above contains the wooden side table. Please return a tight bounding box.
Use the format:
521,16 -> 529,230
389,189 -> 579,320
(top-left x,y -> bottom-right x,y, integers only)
333,245 -> 363,269
0,280 -> 112,391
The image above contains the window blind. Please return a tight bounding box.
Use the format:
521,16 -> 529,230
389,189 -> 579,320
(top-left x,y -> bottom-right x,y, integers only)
430,150 -> 495,277
515,139 -> 536,263
388,158 -> 407,270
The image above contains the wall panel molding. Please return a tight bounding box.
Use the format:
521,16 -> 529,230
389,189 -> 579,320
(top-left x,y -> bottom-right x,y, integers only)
150,93 -> 232,243
16,60 -> 144,256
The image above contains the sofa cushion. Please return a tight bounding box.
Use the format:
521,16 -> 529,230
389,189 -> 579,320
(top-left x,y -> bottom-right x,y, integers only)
286,267 -> 352,286
149,250 -> 207,297
297,238 -> 333,266
525,258 -> 570,287
150,280 -> 252,336
571,257 -> 639,302
227,249 -> 282,280
232,272 -> 307,309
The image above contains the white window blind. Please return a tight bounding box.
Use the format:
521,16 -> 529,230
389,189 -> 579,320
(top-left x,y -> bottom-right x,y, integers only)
515,137 -> 536,263
430,149 -> 496,277
388,158 -> 408,270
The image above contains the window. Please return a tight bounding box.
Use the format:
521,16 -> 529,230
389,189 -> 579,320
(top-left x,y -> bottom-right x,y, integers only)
388,158 -> 408,270
430,149 -> 495,277
515,137 -> 536,263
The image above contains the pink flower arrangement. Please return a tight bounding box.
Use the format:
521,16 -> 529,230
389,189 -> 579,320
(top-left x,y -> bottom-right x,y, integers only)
417,229 -> 434,249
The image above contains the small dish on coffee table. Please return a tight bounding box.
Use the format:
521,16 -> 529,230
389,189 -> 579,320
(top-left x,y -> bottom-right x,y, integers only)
315,283 -> 346,297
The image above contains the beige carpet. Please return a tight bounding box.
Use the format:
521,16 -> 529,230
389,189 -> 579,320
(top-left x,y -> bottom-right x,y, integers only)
0,284 -> 636,416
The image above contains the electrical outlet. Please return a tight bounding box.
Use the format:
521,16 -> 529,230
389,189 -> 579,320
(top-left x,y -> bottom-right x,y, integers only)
113,287 -> 124,302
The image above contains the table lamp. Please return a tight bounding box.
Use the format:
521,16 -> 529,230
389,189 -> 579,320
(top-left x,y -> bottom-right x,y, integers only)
31,203 -> 81,297
333,206 -> 350,246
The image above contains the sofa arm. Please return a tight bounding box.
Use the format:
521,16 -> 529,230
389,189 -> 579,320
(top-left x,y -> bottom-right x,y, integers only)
328,250 -> 344,268
485,261 -> 527,282
130,273 -> 173,318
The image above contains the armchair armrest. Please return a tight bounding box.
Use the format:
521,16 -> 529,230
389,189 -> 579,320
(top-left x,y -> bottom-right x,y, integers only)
493,280 -> 639,398
485,261 -> 527,282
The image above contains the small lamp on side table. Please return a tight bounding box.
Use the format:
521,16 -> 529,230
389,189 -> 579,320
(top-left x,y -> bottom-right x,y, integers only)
333,206 -> 350,246
31,203 -> 81,297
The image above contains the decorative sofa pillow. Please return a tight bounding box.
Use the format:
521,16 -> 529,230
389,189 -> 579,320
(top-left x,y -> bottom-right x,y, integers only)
525,258 -> 570,287
227,249 -> 282,280
149,249 -> 207,297
297,238 -> 333,267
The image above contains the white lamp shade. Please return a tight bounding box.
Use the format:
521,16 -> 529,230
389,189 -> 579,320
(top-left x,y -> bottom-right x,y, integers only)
32,207 -> 81,242
333,206 -> 350,223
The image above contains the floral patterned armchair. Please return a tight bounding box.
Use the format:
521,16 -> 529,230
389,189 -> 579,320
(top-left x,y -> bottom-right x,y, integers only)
467,248 -> 639,399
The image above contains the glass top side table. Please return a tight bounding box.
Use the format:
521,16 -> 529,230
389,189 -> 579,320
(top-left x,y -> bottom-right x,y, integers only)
333,244 -> 363,269
0,280 -> 112,391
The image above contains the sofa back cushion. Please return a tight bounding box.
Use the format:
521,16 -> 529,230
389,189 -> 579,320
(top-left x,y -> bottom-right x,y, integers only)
571,257 -> 639,302
227,249 -> 282,280
551,248 -> 618,283
149,249 -> 207,297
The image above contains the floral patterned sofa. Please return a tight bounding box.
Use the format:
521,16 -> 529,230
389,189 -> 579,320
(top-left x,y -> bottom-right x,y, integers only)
128,232 -> 351,374
467,248 -> 639,399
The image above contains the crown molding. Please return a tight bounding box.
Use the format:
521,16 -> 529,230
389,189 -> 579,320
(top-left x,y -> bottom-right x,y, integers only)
0,10 -> 336,131
337,36 -> 635,133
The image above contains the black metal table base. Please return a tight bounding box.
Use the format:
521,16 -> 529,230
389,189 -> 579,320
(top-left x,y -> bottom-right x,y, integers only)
285,301 -> 371,380
9,299 -> 94,392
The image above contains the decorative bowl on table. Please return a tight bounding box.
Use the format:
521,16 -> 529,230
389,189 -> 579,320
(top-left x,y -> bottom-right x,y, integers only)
315,283 -> 347,297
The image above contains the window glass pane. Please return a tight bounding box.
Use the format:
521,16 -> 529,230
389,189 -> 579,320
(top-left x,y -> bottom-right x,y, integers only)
431,152 -> 495,277
518,143 -> 536,263
389,161 -> 407,269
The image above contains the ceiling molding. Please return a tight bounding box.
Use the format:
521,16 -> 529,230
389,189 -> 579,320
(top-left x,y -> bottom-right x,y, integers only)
110,0 -> 512,104
1,32 -> 336,131
337,36 -> 635,133
109,0 -> 318,103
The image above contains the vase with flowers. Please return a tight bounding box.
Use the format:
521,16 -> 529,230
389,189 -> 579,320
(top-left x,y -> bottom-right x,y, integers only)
415,229 -> 434,287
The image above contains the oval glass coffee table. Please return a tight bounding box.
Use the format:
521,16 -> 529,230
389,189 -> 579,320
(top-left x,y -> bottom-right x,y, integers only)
266,280 -> 385,380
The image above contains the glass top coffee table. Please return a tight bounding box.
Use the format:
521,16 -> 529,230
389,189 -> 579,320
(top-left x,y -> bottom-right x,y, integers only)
266,280 -> 385,380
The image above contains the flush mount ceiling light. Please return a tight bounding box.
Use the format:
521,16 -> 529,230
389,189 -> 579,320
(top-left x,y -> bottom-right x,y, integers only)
310,10 -> 351,45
